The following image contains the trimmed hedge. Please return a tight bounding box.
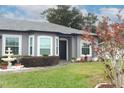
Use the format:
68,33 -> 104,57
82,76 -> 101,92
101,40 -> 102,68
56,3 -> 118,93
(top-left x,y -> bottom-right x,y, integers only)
19,56 -> 59,67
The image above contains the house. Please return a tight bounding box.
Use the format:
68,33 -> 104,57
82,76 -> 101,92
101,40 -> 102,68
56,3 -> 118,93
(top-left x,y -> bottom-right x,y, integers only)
0,18 -> 96,61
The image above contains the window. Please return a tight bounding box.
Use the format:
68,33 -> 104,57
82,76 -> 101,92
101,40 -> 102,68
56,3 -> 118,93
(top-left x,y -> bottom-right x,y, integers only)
2,35 -> 22,55
55,37 -> 59,56
82,43 -> 90,55
29,35 -> 34,56
37,36 -> 53,56
80,40 -> 92,56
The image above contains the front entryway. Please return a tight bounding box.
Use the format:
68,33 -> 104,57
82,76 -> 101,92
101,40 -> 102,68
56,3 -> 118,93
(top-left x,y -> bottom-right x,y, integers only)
59,40 -> 67,60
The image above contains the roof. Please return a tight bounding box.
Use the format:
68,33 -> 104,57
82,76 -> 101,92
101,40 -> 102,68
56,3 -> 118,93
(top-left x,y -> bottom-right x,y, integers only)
0,18 -> 96,35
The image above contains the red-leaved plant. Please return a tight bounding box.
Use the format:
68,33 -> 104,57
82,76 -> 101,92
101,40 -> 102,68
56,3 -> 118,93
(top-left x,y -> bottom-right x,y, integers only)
82,9 -> 124,88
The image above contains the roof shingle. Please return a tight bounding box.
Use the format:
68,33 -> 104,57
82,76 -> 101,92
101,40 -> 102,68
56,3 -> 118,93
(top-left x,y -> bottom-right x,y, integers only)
0,18 -> 96,35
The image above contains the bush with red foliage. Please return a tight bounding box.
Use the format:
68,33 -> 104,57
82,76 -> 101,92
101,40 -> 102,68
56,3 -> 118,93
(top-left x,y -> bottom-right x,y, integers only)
82,9 -> 124,88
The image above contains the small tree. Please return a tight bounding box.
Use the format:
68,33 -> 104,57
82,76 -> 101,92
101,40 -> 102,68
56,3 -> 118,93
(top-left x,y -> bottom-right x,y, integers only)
83,10 -> 124,88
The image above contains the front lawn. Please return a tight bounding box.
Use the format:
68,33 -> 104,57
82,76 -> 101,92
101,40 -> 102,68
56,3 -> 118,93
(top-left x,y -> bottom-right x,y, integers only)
0,62 -> 107,88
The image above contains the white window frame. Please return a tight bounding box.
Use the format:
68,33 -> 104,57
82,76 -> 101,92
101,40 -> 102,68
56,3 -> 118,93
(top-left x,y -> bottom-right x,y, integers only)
55,36 -> 59,56
37,36 -> 53,56
80,40 -> 92,57
2,34 -> 22,56
28,35 -> 34,56
59,38 -> 68,61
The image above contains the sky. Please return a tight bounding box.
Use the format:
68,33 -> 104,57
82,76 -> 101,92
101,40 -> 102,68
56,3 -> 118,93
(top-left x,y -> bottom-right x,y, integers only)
0,5 -> 124,22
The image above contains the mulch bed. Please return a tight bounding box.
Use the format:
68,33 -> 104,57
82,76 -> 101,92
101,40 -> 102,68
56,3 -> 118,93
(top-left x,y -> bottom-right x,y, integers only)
95,83 -> 116,88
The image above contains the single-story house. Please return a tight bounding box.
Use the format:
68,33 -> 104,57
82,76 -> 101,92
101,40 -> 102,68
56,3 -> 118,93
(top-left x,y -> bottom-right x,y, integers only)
0,18 -> 96,61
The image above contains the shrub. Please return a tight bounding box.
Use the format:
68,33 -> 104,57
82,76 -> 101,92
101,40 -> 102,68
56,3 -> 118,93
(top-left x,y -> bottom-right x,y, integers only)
0,57 -> 4,65
19,56 -> 59,67
11,55 -> 31,65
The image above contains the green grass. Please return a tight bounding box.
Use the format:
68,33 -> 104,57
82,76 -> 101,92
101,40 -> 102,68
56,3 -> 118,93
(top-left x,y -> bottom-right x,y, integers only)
0,62 -> 107,88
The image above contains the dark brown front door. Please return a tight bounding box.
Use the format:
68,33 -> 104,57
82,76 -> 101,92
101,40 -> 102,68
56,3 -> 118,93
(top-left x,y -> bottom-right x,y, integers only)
59,40 -> 66,60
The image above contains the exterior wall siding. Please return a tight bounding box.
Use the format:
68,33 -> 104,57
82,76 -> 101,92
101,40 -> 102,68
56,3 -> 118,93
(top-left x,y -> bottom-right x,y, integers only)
34,34 -> 37,56
34,32 -> 57,56
77,35 -> 93,60
0,31 -> 29,56
71,36 -> 77,58
0,30 -> 94,60
22,33 -> 29,55
67,38 -> 72,60
0,31 -> 58,57
59,35 -> 79,60
53,36 -> 56,56
77,35 -> 81,58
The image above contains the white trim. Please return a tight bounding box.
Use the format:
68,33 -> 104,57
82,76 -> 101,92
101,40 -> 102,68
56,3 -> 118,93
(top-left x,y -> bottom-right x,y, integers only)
55,36 -> 59,56
28,35 -> 34,56
59,38 -> 68,61
2,34 -> 22,56
37,35 -> 53,56
80,39 -> 92,57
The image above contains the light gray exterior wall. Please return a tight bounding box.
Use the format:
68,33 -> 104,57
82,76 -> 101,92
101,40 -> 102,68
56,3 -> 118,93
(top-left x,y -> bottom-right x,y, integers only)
0,31 -> 29,56
0,30 -> 93,60
71,36 -> 78,58
68,37 -> 72,60
33,32 -> 57,56
59,36 -> 70,60
59,35 -> 81,60
0,31 -> 58,57
21,33 -> 29,55
77,35 -> 81,58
